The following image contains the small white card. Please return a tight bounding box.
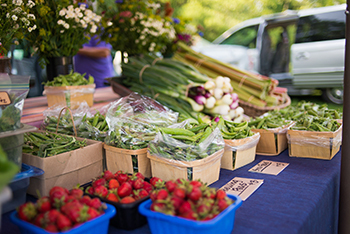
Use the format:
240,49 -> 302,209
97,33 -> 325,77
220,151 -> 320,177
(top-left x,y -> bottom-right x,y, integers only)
249,160 -> 289,175
220,177 -> 264,201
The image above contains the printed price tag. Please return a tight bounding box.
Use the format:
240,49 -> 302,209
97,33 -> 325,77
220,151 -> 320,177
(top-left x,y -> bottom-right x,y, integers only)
0,92 -> 11,106
220,177 -> 264,201
249,160 -> 289,175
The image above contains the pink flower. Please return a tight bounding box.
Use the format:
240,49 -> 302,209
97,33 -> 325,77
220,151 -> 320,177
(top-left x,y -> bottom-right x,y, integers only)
119,11 -> 133,18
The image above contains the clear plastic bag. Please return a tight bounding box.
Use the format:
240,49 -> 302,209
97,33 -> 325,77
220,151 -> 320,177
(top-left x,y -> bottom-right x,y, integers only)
0,74 -> 30,132
224,132 -> 260,152
105,92 -> 178,149
148,120 -> 225,162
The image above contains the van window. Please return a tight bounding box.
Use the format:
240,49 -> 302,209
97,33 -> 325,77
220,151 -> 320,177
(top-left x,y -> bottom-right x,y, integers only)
295,10 -> 345,43
221,25 -> 258,48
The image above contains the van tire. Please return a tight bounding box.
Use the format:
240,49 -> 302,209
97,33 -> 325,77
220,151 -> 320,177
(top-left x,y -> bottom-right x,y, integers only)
322,88 -> 343,105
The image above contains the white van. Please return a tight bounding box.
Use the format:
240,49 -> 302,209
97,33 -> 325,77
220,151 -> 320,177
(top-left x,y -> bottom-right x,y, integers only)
196,4 -> 346,104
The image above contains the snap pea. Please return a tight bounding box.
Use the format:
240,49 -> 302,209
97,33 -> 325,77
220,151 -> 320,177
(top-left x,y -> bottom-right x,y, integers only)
159,127 -> 195,136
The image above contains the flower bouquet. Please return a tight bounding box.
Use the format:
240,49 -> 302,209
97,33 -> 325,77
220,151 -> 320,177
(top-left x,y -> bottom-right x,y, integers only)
0,0 -> 36,73
25,0 -> 102,66
98,0 -> 176,56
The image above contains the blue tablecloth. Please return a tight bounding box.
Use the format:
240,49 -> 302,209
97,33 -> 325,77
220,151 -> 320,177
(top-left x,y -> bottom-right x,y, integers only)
1,149 -> 341,234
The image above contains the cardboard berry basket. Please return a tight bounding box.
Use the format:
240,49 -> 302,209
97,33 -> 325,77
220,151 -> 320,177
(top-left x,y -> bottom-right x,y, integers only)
147,149 -> 224,185
287,123 -> 342,160
44,84 -> 95,108
138,193 -> 242,234
103,144 -> 151,178
22,134 -> 103,197
10,203 -> 116,234
222,133 -> 260,171
251,122 -> 294,156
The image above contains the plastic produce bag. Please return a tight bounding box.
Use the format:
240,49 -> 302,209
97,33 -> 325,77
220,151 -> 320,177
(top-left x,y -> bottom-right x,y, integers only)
0,74 -> 30,132
148,120 -> 225,161
105,92 -> 178,149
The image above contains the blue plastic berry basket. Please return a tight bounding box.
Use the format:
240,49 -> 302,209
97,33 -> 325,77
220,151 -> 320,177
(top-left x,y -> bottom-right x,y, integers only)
138,194 -> 242,234
10,203 -> 116,234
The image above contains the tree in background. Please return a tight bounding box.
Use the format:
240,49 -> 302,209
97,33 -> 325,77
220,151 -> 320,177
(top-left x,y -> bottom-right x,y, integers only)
160,0 -> 346,41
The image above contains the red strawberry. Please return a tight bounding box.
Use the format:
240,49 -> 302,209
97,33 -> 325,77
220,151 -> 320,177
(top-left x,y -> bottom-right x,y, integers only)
88,198 -> 105,210
64,205 -> 89,223
187,186 -> 202,202
92,178 -> 106,188
178,201 -> 193,215
79,195 -> 92,206
136,189 -> 149,199
117,182 -> 132,198
102,170 -> 115,180
120,196 -> 136,204
132,178 -> 144,190
49,186 -> 69,197
197,203 -> 211,218
217,199 -> 230,212
149,190 -> 158,201
203,187 -> 217,199
114,170 -> 123,177
117,173 -> 129,184
87,207 -> 100,220
135,172 -> 145,180
50,190 -> 68,209
143,181 -> 153,193
108,179 -> 120,189
216,189 -> 227,200
170,196 -> 183,210
189,180 -> 203,188
86,186 -> 94,195
33,213 -> 45,227
156,189 -> 168,200
106,193 -> 119,202
44,209 -> 61,224
36,196 -> 51,213
56,213 -> 72,231
94,185 -> 108,198
150,202 -> 166,212
165,180 -> 177,193
45,224 -> 59,232
173,187 -> 186,199
175,178 -> 188,185
179,210 -> 197,220
150,177 -> 163,188
17,202 -> 37,222
60,200 -> 83,215
69,188 -> 84,199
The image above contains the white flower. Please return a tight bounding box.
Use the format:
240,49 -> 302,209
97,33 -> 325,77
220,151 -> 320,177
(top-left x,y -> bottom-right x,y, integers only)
27,14 -> 35,20
77,12 -> 83,18
80,19 -> 86,25
75,18 -> 80,23
60,30 -> 64,33
79,4 -> 86,10
151,42 -> 156,47
32,25 -> 36,30
67,5 -> 74,11
12,15 -> 18,21
107,21 -> 113,27
12,0 -> 22,6
27,0 -> 35,8
75,8 -> 81,14
28,27 -> 33,32
57,19 -> 64,25
1,3 -> 7,7
90,25 -> 97,33
59,9 -> 66,16
135,39 -> 140,44
142,41 -> 146,46
63,23 -> 69,29
6,13 -> 10,18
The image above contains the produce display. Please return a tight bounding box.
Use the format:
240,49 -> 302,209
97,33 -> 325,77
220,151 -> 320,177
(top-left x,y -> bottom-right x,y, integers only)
291,117 -> 341,132
121,55 -> 244,122
216,117 -> 254,140
174,41 -> 288,108
43,71 -> 94,87
15,186 -> 106,232
248,114 -> 293,130
105,93 -> 178,150
149,179 -> 234,221
148,121 -> 224,161
23,131 -> 87,157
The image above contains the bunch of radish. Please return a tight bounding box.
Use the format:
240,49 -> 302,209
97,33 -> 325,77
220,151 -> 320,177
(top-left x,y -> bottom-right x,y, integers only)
150,178 -> 234,221
17,186 -> 106,232
188,76 -> 244,123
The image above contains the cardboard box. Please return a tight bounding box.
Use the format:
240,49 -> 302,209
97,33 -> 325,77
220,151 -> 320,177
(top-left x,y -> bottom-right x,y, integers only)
22,138 -> 103,197
147,149 -> 224,185
287,124 -> 342,160
251,122 -> 294,156
44,84 -> 95,108
104,144 -> 151,178
222,133 -> 260,171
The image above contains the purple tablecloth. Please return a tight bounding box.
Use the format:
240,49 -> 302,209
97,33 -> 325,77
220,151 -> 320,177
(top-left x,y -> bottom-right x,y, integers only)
1,149 -> 341,234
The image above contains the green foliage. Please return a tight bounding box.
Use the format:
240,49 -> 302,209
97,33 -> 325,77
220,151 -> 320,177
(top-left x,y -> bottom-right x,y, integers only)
160,0 -> 346,41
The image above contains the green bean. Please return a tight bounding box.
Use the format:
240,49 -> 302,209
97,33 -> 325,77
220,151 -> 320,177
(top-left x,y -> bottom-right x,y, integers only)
160,127 -> 195,136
